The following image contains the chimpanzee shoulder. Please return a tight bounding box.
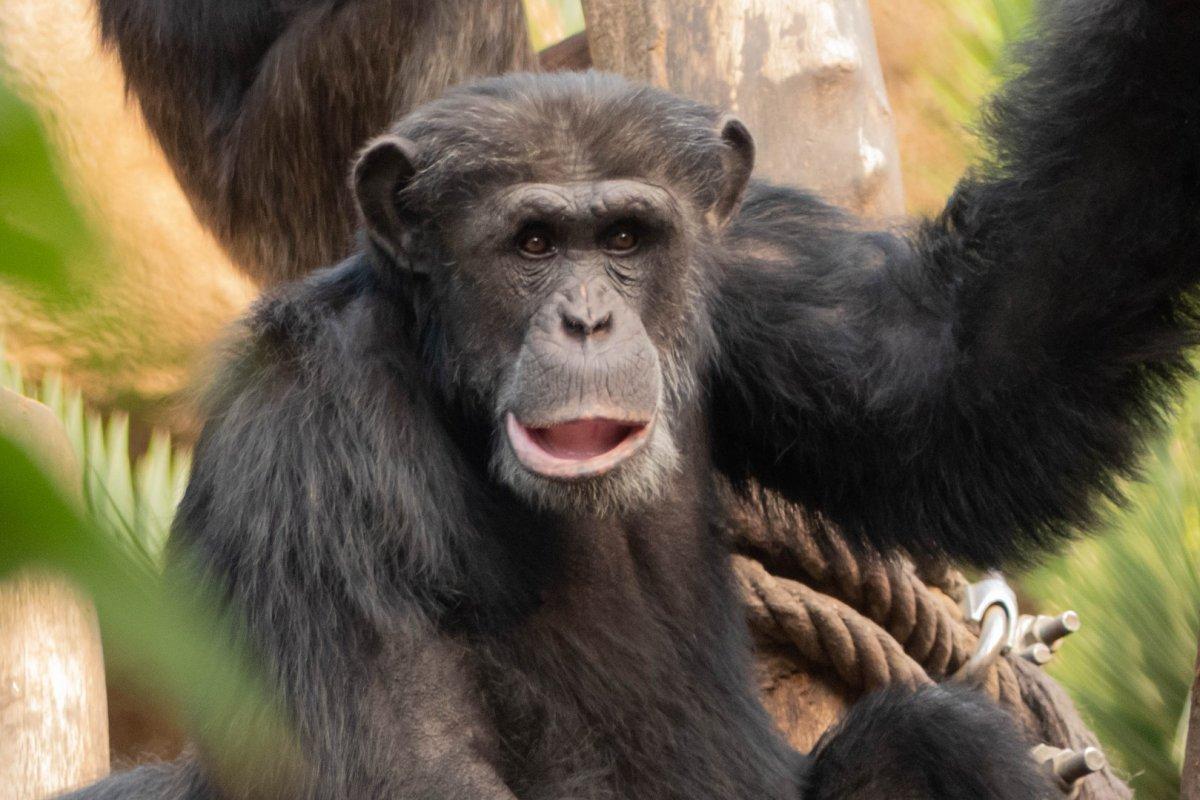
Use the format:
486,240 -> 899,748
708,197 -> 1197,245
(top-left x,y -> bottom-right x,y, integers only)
245,255 -> 382,352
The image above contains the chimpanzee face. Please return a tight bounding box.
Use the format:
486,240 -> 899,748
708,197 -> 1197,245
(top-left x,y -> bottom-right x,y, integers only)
444,177 -> 696,514
352,75 -> 754,515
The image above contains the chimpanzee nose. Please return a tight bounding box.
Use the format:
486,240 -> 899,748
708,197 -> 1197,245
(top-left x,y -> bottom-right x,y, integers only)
561,308 -> 613,339
559,285 -> 615,341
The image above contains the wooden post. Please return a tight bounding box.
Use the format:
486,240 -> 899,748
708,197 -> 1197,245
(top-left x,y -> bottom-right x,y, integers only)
0,388 -> 110,798
580,0 -> 905,217
1183,636 -> 1200,799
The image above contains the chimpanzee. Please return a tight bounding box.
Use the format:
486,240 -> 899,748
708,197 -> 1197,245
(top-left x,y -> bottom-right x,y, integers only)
72,0 -> 1200,797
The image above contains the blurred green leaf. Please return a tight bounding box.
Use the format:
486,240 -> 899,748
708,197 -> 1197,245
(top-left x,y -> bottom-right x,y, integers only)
0,433 -> 298,781
0,77 -> 89,293
0,60 -> 292,785
0,342 -> 187,570
1025,389 -> 1200,797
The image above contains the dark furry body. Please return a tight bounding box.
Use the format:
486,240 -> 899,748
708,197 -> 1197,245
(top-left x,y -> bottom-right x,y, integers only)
66,257 -> 1049,800
75,0 -> 1200,798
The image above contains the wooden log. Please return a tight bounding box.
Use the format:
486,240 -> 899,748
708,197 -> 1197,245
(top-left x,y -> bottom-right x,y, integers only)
580,0 -> 905,217
1183,636 -> 1200,799
0,388 -> 110,798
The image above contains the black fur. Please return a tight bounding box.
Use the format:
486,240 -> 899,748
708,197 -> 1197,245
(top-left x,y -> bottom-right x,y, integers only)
69,0 -> 1200,798
64,255 -> 1051,800
805,687 -> 1052,799
712,0 -> 1200,565
63,763 -> 208,800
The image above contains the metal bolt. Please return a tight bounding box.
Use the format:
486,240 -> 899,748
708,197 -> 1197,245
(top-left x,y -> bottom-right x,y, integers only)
1034,611 -> 1080,648
1019,642 -> 1053,665
1014,611 -> 1081,668
1056,748 -> 1106,785
1031,744 -> 1106,794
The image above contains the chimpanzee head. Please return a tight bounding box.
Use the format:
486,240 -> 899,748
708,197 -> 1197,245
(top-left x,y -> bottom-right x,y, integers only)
353,72 -> 754,515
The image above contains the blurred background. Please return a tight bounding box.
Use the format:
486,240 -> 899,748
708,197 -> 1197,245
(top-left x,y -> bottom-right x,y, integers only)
1,0 -> 1194,796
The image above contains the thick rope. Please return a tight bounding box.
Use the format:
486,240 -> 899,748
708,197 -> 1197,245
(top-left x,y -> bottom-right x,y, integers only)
723,486 -> 1026,708
735,556 -> 931,692
721,483 -> 1131,799
733,554 -> 1030,727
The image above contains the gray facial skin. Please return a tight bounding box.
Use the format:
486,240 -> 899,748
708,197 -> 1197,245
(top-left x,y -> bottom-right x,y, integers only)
354,99 -> 742,515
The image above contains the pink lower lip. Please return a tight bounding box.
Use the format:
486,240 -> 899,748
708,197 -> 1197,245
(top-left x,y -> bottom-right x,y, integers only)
505,413 -> 652,479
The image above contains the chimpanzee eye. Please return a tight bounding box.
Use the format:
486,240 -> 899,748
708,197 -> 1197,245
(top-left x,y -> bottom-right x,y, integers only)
516,225 -> 556,258
602,223 -> 640,254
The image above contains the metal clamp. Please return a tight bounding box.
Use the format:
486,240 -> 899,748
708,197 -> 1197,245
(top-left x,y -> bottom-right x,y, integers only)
954,573 -> 1080,680
954,571 -> 1019,682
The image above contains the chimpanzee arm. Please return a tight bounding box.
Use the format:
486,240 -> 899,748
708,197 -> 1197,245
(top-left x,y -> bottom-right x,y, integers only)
710,0 -> 1200,567
64,263 -> 517,799
96,0 -> 534,284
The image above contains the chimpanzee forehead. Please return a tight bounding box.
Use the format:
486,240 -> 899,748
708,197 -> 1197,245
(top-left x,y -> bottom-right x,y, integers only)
395,72 -> 731,214
490,179 -> 681,224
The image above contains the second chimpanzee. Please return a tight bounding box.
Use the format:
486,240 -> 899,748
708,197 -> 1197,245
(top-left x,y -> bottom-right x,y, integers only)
71,0 -> 1200,797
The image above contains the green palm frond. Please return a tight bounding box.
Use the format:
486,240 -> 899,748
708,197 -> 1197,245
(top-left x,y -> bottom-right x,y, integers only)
1025,389 -> 1200,798
0,341 -> 188,570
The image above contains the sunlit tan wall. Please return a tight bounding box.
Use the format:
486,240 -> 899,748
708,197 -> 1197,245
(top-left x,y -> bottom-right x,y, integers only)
0,0 -> 256,431
868,0 -> 982,215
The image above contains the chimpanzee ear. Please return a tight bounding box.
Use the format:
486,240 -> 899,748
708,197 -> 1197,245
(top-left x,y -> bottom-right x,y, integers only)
711,115 -> 755,227
353,134 -> 427,273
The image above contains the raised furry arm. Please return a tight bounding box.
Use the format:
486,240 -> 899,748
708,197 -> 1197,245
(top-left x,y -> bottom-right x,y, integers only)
711,0 -> 1200,567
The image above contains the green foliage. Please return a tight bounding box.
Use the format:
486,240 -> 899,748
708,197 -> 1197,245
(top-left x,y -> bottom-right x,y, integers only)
0,78 -> 88,294
929,0 -> 1034,128
1025,393 -> 1200,798
0,343 -> 189,570
0,76 -> 290,777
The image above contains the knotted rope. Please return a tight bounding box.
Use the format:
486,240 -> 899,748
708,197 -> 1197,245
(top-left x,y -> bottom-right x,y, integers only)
721,484 -> 1132,799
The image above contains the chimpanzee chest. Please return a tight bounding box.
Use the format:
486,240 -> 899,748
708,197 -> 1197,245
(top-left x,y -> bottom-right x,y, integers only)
469,481 -> 802,799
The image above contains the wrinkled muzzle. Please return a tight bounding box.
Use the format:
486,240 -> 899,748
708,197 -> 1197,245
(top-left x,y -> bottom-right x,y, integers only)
504,282 -> 662,480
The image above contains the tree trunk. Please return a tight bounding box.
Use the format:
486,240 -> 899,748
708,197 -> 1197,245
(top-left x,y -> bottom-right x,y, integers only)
580,0 -> 905,217
1183,636 -> 1200,799
0,389 -> 110,798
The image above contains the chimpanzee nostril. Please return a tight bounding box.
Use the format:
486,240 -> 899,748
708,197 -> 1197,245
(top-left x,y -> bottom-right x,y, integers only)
561,308 -> 614,339
562,312 -> 587,337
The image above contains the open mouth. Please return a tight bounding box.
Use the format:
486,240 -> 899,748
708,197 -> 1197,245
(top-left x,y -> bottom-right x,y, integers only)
505,413 -> 653,479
